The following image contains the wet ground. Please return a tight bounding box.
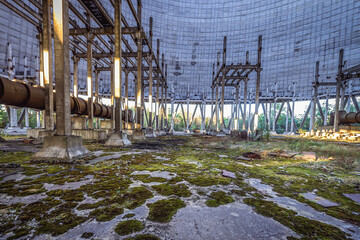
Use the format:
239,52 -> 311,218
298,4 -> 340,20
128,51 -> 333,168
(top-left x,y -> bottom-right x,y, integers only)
0,134 -> 360,239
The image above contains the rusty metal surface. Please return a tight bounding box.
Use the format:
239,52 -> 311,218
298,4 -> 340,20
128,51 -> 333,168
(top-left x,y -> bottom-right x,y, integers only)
0,77 -> 132,121
331,110 -> 360,125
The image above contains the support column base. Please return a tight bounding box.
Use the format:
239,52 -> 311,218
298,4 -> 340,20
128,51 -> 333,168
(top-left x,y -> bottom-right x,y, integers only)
31,135 -> 91,162
145,129 -> 157,138
131,131 -> 146,140
216,130 -> 226,137
105,132 -> 131,147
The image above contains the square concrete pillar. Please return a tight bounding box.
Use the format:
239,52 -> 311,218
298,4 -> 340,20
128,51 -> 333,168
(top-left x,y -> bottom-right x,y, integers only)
32,135 -> 90,162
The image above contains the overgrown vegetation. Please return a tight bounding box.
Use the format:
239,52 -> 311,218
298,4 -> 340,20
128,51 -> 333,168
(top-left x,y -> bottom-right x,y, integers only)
0,135 -> 358,239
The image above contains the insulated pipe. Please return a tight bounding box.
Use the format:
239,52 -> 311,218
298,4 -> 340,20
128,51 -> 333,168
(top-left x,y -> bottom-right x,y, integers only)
0,77 -> 133,121
330,110 -> 360,125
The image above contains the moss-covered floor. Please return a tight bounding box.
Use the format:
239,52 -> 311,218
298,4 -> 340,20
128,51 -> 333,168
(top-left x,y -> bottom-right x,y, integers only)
0,135 -> 360,239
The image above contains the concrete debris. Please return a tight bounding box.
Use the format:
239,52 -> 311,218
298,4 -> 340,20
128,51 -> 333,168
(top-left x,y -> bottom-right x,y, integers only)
301,192 -> 339,207
222,170 -> 236,179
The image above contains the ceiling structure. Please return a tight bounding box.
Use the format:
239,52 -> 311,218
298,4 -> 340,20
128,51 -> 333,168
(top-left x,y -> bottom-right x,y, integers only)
0,0 -> 359,101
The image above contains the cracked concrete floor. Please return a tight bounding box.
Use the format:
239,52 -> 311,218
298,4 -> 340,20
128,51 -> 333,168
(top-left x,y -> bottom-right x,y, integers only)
0,135 -> 359,240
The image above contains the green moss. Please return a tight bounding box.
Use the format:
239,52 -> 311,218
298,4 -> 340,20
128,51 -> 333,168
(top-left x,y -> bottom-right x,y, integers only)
81,232 -> 94,238
167,176 -> 183,184
115,220 -> 144,236
7,227 -> 30,240
123,213 -> 136,218
230,189 -> 247,196
152,183 -> 191,197
61,190 -> 84,202
147,198 -> 186,223
90,205 -> 124,222
36,210 -> 87,236
18,201 -> 56,222
125,234 -> 161,240
205,191 -> 234,207
77,201 -> 103,210
132,175 -> 167,183
244,198 -> 348,239
186,175 -> 231,187
123,187 -> 154,210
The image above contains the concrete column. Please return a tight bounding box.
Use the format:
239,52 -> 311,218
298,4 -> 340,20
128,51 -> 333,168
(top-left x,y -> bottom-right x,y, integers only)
234,85 -> 239,130
285,101 -> 289,132
95,67 -> 100,129
215,81 -> 219,132
114,0 -> 123,133
242,79 -> 248,131
6,43 -> 18,129
203,94 -> 206,131
160,54 -> 165,131
94,67 -> 99,103
210,85 -> 214,130
110,57 -> 115,130
23,56 -> 29,128
87,26 -> 94,130
35,55 -> 41,128
124,67 -> 129,129
186,85 -> 190,132
248,92 -> 252,132
135,0 -> 142,132
269,102 -> 272,130
155,39 -> 160,132
53,0 -> 71,136
148,17 -> 153,132
311,61 -> 319,133
253,35 -> 262,132
210,63 -> 215,130
334,49 -> 343,132
170,86 -> 175,133
340,82 -> 346,111
272,100 -> 276,132
73,53 -> 79,98
324,94 -> 329,126
164,65 -> 168,130
43,0 -> 54,131
290,82 -> 296,133
141,79 -> 145,129
220,36 -> 227,131
347,80 -> 352,113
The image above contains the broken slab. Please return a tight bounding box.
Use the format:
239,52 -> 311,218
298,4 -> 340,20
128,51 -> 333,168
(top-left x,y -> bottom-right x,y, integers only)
32,135 -> 91,162
301,192 -> 339,207
222,170 -> 236,179
343,194 -> 360,204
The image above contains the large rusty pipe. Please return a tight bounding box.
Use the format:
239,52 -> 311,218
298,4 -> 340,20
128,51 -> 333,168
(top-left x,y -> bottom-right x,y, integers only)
331,110 -> 360,125
0,77 -> 132,121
